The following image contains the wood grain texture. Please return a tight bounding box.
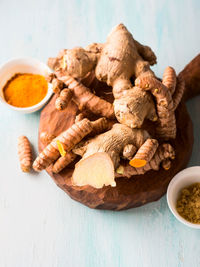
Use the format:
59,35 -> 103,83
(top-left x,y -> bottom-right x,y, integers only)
38,89 -> 193,211
1,0 -> 200,266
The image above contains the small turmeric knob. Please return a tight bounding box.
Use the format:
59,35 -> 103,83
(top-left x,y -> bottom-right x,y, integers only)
17,136 -> 32,172
55,88 -> 73,110
40,132 -> 56,146
52,78 -> 64,94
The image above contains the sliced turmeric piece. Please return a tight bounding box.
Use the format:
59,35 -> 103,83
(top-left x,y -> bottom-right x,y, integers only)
56,140 -> 66,157
129,158 -> 147,168
129,139 -> 158,168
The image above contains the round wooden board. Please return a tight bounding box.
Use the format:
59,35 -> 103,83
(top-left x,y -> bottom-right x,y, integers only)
38,83 -> 194,211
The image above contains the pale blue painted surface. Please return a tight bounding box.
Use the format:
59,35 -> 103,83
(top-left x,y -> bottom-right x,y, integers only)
0,1 -> 200,266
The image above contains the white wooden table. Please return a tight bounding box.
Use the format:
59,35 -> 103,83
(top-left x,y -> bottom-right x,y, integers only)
1,0 -> 200,266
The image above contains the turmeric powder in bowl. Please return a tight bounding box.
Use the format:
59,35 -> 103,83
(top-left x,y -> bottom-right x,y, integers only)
3,73 -> 48,108
176,183 -> 200,224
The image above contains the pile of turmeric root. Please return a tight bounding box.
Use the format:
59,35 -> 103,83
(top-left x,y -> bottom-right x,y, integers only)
18,24 -> 185,189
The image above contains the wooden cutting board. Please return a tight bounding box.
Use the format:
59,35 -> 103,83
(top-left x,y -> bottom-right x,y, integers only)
38,72 -> 194,210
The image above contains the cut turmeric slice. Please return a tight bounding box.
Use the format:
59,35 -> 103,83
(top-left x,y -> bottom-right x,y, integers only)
129,158 -> 147,168
62,55 -> 67,69
56,140 -> 66,157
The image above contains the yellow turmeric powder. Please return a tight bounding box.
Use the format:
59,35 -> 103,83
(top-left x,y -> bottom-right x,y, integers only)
177,183 -> 200,224
3,73 -> 48,108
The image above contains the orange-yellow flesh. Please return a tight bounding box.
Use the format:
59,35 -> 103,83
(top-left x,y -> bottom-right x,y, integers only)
56,140 -> 66,157
129,158 -> 147,168
3,73 -> 48,108
72,152 -> 115,189
116,165 -> 124,174
164,166 -> 170,170
62,55 -> 67,69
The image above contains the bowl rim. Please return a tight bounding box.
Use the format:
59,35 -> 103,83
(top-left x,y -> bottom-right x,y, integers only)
167,166 -> 200,229
0,57 -> 53,112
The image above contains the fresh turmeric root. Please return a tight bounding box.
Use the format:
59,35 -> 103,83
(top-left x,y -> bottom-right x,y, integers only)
162,66 -> 176,95
90,117 -> 111,136
52,118 -> 111,174
129,139 -> 159,168
172,76 -> 185,110
40,132 -> 56,145
18,136 -> 32,172
135,71 -> 176,139
117,144 -> 175,177
54,71 -> 115,119
33,117 -> 112,172
55,88 -> 73,110
162,159 -> 172,170
75,115 -> 114,135
135,65 -> 185,139
52,151 -> 77,174
51,77 -> 64,94
33,118 -> 93,171
56,140 -> 67,157
162,66 -> 185,110
134,143 -> 175,175
75,113 -> 85,123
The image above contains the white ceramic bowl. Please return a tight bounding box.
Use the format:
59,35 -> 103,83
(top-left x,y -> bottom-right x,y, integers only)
0,57 -> 53,113
167,166 -> 200,229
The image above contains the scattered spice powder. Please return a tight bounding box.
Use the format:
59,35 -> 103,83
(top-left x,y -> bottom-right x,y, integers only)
3,73 -> 48,108
176,183 -> 200,224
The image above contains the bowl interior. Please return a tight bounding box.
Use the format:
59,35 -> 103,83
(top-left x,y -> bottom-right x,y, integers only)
167,166 -> 200,228
0,58 -> 52,111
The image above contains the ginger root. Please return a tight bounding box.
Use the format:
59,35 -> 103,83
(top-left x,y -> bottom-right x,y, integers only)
41,23 -> 186,186
113,86 -> 157,128
18,136 -> 32,172
72,124 -> 155,188
95,24 -> 157,128
72,152 -> 115,188
122,144 -> 137,160
48,23 -> 158,128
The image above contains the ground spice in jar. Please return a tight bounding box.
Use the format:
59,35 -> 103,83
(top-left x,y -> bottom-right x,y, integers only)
3,73 -> 48,108
176,183 -> 200,224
